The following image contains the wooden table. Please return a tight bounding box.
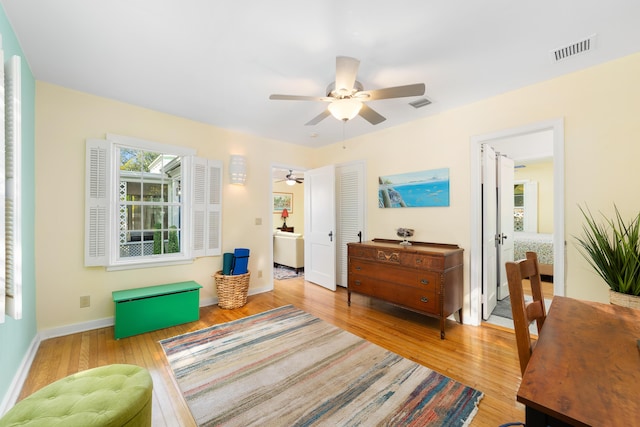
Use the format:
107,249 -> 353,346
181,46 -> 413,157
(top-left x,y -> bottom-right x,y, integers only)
517,296 -> 640,426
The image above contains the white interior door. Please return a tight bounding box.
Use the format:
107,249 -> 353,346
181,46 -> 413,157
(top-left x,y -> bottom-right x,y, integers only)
482,145 -> 498,320
304,164 -> 336,291
336,162 -> 365,288
497,155 -> 515,300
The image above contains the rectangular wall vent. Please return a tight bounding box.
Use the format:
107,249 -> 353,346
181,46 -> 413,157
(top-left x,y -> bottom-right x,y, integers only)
409,97 -> 432,109
550,34 -> 596,62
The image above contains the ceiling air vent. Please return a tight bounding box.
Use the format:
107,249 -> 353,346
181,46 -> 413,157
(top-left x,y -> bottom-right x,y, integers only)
550,34 -> 597,62
409,97 -> 432,109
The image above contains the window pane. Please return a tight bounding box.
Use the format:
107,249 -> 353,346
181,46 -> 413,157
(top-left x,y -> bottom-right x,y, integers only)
514,184 -> 524,207
166,226 -> 181,253
143,182 -> 167,202
120,148 -> 162,173
514,207 -> 524,232
116,145 -> 182,260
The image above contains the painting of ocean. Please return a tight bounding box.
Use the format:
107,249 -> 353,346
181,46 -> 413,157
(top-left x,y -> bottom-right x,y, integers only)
379,168 -> 450,208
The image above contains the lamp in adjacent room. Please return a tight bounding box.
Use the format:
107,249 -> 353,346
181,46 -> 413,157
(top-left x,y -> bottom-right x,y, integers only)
281,208 -> 289,228
328,98 -> 363,122
229,155 -> 247,185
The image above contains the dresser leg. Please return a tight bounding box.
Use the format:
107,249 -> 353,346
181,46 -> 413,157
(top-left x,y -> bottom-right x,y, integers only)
347,291 -> 351,306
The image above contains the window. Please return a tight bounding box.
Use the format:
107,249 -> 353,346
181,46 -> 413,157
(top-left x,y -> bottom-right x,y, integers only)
85,134 -> 222,269
513,180 -> 538,233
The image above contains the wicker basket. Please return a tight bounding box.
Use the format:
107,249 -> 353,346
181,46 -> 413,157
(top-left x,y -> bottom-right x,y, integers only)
214,270 -> 250,309
609,289 -> 640,310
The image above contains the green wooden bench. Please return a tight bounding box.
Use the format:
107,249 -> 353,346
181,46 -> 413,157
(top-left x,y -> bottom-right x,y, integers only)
112,281 -> 202,339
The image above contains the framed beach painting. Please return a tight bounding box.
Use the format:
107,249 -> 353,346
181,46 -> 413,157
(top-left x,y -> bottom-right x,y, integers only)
273,192 -> 293,213
379,168 -> 450,208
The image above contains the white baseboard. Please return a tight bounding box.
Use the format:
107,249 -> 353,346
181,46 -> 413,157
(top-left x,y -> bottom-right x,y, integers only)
0,334 -> 40,416
38,317 -> 114,340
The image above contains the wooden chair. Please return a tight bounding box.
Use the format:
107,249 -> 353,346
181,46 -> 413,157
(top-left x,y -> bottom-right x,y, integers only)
505,251 -> 547,375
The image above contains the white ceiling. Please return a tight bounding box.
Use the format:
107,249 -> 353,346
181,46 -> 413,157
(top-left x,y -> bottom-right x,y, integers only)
2,1 -> 640,148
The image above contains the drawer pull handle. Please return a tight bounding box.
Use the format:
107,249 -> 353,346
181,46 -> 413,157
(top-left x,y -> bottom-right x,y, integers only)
356,266 -> 362,271
416,258 -> 423,264
420,278 -> 429,285
420,296 -> 429,303
355,280 -> 361,286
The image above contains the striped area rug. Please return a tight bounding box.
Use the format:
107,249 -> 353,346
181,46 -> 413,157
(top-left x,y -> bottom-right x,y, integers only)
160,305 -> 483,426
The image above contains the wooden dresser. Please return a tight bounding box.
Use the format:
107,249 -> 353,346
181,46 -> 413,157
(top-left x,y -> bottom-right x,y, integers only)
347,239 -> 464,339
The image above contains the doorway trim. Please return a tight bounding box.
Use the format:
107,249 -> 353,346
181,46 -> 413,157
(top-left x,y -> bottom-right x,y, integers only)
469,118 -> 565,326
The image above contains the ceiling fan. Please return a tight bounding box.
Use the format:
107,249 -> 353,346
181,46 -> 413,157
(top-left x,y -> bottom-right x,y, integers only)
277,170 -> 304,186
269,56 -> 425,126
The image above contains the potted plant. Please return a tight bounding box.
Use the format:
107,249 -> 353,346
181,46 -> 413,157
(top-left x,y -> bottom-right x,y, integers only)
575,205 -> 640,308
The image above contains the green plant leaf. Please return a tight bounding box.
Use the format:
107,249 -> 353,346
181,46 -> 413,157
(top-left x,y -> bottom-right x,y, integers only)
574,205 -> 640,296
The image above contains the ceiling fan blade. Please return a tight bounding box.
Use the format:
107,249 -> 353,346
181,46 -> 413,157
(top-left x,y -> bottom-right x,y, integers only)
359,104 -> 386,125
335,56 -> 360,94
305,109 -> 331,126
359,83 -> 425,101
269,94 -> 333,102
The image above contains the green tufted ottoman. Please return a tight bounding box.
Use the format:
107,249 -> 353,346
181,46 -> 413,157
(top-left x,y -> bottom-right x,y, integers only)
0,364 -> 153,427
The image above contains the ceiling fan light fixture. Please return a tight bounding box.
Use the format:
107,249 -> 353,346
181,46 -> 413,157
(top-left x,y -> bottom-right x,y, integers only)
286,178 -> 296,186
328,99 -> 363,121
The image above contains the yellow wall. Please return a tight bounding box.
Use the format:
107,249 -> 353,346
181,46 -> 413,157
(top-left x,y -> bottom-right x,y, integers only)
35,52 -> 640,331
272,180 -> 304,233
315,52 -> 640,305
35,82 -> 313,331
514,161 -> 554,233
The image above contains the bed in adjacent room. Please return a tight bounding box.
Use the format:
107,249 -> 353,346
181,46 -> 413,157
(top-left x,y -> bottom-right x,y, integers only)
513,232 -> 554,277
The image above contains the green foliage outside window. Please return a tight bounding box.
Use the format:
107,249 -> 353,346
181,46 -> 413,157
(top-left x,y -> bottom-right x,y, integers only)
153,223 -> 162,255
167,226 -> 180,253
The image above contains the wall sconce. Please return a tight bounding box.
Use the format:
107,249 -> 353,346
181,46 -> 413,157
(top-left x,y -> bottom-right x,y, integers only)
229,155 -> 247,185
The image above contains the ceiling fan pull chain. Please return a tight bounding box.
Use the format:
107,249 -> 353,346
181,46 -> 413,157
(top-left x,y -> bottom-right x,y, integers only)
342,120 -> 346,149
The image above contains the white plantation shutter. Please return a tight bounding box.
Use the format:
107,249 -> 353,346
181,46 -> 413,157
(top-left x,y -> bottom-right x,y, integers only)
5,54 -> 21,320
84,139 -> 111,266
192,158 -> 222,257
0,46 -> 5,322
192,158 -> 207,256
336,162 -> 365,287
207,161 -> 222,256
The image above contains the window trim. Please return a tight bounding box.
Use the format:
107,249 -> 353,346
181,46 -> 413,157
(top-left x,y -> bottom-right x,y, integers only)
85,134 -> 221,270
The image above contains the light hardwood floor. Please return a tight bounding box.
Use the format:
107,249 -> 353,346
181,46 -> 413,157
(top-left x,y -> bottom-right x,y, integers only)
19,278 -> 526,426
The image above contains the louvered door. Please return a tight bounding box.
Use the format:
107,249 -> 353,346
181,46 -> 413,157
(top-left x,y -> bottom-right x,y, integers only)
336,162 -> 365,287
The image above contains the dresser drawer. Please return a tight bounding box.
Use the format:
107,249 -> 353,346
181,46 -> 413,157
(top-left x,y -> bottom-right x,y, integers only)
400,289 -> 438,314
350,259 -> 439,290
348,246 -> 377,260
400,253 -> 445,270
414,272 -> 439,290
350,259 -> 416,284
374,283 -> 438,314
348,274 -> 377,296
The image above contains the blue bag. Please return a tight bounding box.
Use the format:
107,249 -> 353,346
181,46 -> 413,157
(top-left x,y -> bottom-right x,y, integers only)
231,248 -> 250,275
222,252 -> 234,275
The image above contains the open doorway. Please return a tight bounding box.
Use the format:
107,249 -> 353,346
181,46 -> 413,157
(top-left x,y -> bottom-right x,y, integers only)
271,165 -> 306,281
469,119 -> 565,327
